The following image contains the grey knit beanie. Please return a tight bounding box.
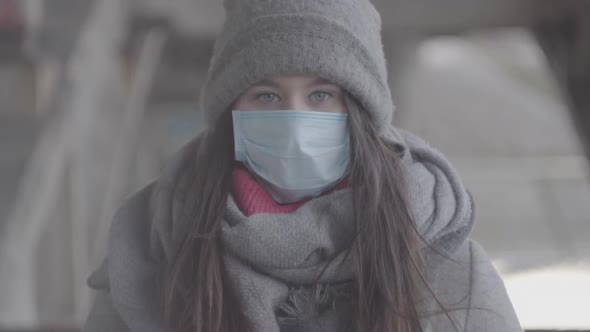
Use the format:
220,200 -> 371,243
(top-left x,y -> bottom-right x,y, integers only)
199,0 -> 396,136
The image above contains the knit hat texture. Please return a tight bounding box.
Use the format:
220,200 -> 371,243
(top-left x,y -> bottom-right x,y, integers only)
199,0 -> 396,135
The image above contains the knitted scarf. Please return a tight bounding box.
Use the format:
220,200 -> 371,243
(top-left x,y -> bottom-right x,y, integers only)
218,129 -> 473,331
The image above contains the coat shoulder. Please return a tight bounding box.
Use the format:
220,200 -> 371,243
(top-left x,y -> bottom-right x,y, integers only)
84,183 -> 162,331
423,240 -> 523,332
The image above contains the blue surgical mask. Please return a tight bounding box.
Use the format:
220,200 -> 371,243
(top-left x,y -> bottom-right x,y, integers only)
232,110 -> 351,204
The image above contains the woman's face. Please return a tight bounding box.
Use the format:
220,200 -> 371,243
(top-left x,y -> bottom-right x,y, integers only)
232,74 -> 348,113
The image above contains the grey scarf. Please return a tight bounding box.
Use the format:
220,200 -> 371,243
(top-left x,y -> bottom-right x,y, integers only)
218,128 -> 473,331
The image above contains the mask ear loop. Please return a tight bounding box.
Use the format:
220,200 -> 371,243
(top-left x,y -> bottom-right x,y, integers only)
342,92 -> 405,159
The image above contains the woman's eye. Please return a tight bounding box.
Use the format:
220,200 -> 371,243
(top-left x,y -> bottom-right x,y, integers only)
310,91 -> 333,102
256,93 -> 280,103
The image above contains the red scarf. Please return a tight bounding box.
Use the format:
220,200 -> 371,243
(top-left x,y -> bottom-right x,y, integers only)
232,163 -> 351,216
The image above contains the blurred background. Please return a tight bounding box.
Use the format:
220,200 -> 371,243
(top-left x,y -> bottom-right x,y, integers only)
0,0 -> 589,331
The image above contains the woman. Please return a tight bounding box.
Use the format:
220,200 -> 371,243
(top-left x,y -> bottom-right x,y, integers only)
84,0 -> 522,331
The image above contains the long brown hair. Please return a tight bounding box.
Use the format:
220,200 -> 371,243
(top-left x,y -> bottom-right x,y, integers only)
163,94 -> 431,331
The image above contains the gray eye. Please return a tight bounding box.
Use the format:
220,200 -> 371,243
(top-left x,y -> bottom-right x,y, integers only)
310,91 -> 332,102
257,93 -> 280,103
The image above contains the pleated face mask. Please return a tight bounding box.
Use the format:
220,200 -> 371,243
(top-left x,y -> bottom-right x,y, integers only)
232,110 -> 351,204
